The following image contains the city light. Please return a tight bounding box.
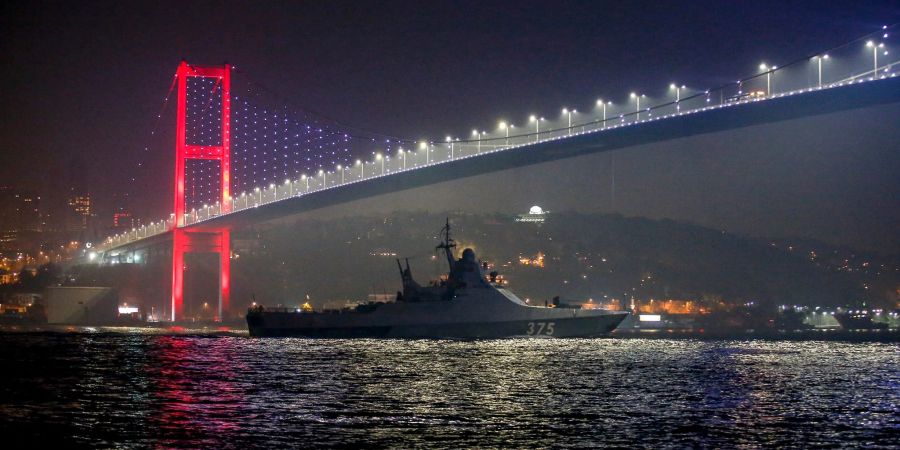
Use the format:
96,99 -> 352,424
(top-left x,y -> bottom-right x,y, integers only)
669,84 -> 685,111
759,63 -> 777,96
630,92 -> 645,120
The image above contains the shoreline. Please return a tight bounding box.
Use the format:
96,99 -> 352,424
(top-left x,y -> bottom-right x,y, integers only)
1,324 -> 898,342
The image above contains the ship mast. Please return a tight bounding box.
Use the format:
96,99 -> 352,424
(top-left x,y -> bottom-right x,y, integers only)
435,217 -> 457,270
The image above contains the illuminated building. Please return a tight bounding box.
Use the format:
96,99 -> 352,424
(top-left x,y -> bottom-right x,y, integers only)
0,268 -> 16,285
111,192 -> 134,233
0,187 -> 42,232
113,211 -> 134,232
67,194 -> 92,231
515,205 -> 548,223
518,252 -> 545,268
635,299 -> 707,315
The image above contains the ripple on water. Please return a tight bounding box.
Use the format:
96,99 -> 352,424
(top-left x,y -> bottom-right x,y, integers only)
0,335 -> 897,448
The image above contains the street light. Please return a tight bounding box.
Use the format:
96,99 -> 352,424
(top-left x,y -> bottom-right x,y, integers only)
866,41 -> 886,76
318,169 -> 325,188
355,159 -> 363,179
669,84 -> 685,111
759,63 -> 776,96
302,174 -> 309,192
398,148 -> 406,169
596,99 -> 611,129
812,54 -> 829,88
420,141 -> 429,164
337,164 -> 344,184
529,115 -> 544,142
498,122 -> 509,146
472,129 -> 482,152
630,93 -> 645,121
562,108 -> 576,135
376,153 -> 384,175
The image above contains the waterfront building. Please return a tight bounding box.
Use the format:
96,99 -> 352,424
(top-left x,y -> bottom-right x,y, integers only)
515,205 -> 548,223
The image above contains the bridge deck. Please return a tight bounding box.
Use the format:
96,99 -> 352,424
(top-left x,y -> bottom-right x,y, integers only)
101,74 -> 900,255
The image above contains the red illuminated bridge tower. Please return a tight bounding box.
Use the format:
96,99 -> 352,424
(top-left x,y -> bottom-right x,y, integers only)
171,61 -> 231,322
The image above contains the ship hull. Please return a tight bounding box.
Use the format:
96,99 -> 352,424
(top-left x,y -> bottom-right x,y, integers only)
247,311 -> 627,338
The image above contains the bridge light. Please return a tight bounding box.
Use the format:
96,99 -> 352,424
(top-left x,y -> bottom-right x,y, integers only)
670,84 -> 686,109
285,179 -> 290,184
254,187 -> 260,192
529,115 -> 536,122
336,164 -> 342,170
355,159 -> 361,166
759,63 -> 776,96
318,169 -> 324,175
375,153 -> 382,160
419,142 -> 427,150
269,183 -> 275,189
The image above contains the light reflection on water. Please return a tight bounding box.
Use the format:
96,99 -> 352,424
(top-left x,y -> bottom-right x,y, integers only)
0,335 -> 896,448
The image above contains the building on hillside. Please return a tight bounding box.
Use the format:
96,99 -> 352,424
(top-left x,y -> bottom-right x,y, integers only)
515,205 -> 548,224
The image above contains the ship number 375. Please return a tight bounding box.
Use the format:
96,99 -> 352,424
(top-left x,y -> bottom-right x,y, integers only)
526,322 -> 555,336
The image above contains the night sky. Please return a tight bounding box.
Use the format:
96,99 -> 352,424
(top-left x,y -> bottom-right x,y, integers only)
2,1 -> 899,250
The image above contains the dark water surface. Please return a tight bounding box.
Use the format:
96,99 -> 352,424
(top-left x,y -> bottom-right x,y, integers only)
0,332 -> 897,448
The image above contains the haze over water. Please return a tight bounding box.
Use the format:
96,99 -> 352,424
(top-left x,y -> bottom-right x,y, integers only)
1,333 -> 896,448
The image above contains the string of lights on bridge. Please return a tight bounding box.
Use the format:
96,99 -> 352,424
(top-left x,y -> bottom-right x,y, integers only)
105,24 -> 897,252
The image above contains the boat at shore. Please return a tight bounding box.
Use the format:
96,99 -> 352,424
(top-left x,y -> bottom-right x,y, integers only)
834,310 -> 889,330
247,220 -> 629,338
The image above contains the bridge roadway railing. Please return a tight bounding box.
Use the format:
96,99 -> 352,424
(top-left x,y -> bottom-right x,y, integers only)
97,31 -> 899,254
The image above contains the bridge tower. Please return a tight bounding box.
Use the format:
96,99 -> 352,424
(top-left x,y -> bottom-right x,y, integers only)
171,61 -> 231,322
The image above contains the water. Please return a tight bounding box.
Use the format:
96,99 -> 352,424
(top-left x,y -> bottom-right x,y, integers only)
0,332 -> 897,448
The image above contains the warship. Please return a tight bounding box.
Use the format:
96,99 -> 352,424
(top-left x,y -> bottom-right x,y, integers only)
246,220 -> 629,338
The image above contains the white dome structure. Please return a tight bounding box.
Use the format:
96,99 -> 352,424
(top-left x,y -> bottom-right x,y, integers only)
529,205 -> 544,215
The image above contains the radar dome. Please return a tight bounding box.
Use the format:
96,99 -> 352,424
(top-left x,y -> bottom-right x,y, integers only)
529,206 -> 544,215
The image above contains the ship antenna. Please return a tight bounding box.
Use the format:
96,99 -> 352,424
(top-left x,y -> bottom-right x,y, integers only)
435,217 -> 456,269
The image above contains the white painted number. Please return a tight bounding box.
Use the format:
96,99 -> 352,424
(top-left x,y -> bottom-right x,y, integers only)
526,321 -> 555,336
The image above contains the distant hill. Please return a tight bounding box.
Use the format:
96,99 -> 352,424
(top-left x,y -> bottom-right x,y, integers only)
227,211 -> 896,309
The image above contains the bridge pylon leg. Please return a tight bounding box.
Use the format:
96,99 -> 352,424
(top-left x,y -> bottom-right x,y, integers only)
218,229 -> 230,321
171,229 -> 186,322
170,228 -> 230,323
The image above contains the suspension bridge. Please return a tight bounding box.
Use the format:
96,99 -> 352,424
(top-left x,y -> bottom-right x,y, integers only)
92,27 -> 900,322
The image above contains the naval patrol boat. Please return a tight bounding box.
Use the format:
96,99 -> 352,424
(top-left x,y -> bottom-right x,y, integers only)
246,220 -> 629,338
